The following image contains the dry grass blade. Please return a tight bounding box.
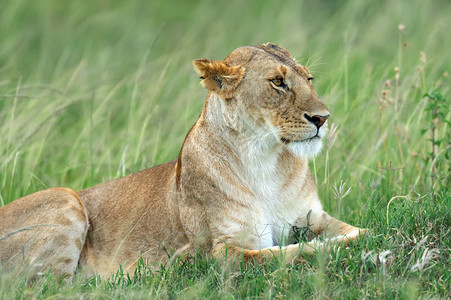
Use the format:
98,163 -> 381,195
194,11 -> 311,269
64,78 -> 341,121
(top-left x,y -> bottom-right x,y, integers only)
0,224 -> 57,242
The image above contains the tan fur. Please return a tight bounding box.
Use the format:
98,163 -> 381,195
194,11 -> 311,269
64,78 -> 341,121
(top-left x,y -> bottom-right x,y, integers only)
0,43 -> 366,278
0,188 -> 88,279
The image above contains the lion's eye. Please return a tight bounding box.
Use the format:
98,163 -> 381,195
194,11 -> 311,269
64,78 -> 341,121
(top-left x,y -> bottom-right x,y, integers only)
271,77 -> 286,88
308,77 -> 314,82
272,78 -> 283,86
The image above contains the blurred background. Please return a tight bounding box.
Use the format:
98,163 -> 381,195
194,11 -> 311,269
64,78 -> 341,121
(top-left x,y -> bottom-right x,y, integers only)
0,0 -> 450,218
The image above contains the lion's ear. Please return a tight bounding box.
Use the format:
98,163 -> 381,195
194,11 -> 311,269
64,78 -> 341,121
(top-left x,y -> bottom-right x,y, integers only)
193,59 -> 245,99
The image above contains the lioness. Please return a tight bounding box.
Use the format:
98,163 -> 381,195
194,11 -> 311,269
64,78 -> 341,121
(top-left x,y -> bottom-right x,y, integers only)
0,43 -> 365,278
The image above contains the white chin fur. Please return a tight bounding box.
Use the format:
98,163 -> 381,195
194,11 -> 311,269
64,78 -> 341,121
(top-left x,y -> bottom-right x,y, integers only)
286,137 -> 323,158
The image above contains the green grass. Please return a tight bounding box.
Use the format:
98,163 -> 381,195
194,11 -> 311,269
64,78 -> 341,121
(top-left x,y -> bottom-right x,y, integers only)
0,0 -> 450,298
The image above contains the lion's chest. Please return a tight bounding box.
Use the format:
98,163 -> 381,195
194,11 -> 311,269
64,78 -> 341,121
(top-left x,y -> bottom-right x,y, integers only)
247,175 -> 321,249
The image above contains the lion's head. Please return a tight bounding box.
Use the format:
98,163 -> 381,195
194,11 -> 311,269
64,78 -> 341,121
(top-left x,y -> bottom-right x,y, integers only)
193,43 -> 329,157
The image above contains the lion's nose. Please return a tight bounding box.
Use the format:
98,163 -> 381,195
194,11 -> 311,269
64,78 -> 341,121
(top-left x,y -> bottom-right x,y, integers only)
304,113 -> 330,129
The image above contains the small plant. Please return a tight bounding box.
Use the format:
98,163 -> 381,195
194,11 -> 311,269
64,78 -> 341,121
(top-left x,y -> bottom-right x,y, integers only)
332,180 -> 352,218
422,87 -> 451,188
291,210 -> 317,243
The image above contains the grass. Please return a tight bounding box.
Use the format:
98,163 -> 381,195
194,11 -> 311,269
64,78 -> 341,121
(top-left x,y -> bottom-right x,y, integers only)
0,0 -> 450,298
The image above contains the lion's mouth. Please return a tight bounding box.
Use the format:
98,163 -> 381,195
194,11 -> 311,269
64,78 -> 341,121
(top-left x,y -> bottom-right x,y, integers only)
280,135 -> 320,144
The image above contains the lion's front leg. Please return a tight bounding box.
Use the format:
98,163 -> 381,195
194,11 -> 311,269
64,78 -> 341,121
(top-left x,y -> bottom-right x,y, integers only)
306,211 -> 367,245
212,241 -> 317,265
